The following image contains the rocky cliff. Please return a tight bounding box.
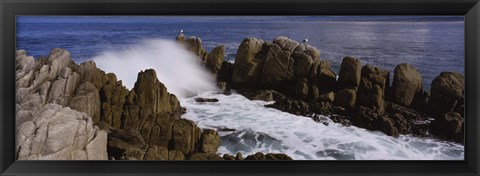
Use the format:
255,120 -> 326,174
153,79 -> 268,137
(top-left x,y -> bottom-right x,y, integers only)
16,48 -> 294,160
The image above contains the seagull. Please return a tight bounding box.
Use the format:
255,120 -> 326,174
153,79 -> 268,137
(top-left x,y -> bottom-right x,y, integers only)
179,29 -> 184,34
302,38 -> 309,43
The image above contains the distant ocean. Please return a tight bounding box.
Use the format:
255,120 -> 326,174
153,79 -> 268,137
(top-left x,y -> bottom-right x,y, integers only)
16,16 -> 465,160
16,16 -> 464,89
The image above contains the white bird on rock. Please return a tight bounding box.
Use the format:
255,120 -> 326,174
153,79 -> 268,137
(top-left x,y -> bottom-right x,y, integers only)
302,38 -> 309,43
180,29 -> 184,34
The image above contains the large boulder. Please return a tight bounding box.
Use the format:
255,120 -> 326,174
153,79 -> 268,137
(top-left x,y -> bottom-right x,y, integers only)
391,64 -> 423,107
337,57 -> 362,90
185,36 -> 208,60
232,38 -> 268,86
206,45 -> 225,74
315,60 -> 337,92
333,89 -> 357,110
198,129 -> 221,154
16,104 -> 107,160
262,42 -> 294,84
430,112 -> 464,143
428,72 -> 464,116
356,65 -> 389,113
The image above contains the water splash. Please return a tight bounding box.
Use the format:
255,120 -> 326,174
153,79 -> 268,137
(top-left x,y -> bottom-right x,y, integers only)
92,39 -> 217,97
180,91 -> 464,160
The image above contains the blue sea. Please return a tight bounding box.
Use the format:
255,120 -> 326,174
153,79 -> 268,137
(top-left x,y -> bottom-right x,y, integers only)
16,16 -> 464,89
16,16 -> 465,160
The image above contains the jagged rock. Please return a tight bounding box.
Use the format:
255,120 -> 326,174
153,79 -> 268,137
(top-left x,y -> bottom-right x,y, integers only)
171,119 -> 202,155
122,69 -> 183,139
337,57 -> 362,90
15,51 -> 36,88
235,152 -> 244,160
333,89 -> 357,110
189,153 -> 224,160
430,112 -> 463,143
69,82 -> 101,122
232,38 -> 267,86
99,73 -> 129,129
294,78 -> 309,98
107,129 -> 148,160
428,72 -> 464,116
266,99 -> 310,115
175,33 -> 186,42
144,145 -> 169,160
186,36 -> 208,60
245,152 -> 293,160
353,106 -> 413,137
263,42 -> 293,83
199,129 -> 221,154
168,150 -> 185,160
392,64 -> 423,107
292,51 -> 314,78
357,78 -> 385,113
315,60 -> 337,92
241,89 -> 286,102
16,104 -> 107,160
217,61 -> 234,83
223,154 -> 236,160
194,97 -> 219,103
206,45 -> 225,73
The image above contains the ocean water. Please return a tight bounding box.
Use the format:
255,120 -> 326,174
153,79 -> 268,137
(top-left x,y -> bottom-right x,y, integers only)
16,16 -> 464,89
181,91 -> 464,160
16,16 -> 465,160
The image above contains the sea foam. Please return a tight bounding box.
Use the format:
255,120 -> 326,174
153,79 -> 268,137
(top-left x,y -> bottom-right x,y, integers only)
92,39 -> 217,97
180,91 -> 464,160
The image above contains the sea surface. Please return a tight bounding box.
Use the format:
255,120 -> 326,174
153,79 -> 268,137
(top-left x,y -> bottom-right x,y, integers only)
16,16 -> 465,160
17,16 -> 464,89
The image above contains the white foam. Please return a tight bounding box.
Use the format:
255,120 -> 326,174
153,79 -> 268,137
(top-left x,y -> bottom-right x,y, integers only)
92,39 -> 217,97
180,91 -> 464,160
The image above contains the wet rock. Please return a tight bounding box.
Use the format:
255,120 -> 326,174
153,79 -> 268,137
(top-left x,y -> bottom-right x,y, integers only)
107,129 -> 148,160
235,152 -> 244,160
195,97 -> 219,102
266,99 -> 310,115
430,112 -> 464,143
333,89 -> 357,110
357,65 -> 388,113
232,37 -> 267,86
189,153 -> 224,160
223,154 -> 236,160
143,145 -> 169,160
392,64 -> 423,107
217,61 -> 234,83
240,89 -> 286,102
294,78 -> 309,98
315,60 -> 337,92
428,72 -> 464,116
199,129 -> 221,154
206,45 -> 225,74
337,56 -> 362,90
186,36 -> 208,60
245,152 -> 293,160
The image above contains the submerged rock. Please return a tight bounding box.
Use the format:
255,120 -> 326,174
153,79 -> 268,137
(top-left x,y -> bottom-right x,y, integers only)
195,97 -> 220,102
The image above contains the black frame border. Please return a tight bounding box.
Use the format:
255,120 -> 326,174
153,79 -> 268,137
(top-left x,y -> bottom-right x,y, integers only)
1,0 -> 479,176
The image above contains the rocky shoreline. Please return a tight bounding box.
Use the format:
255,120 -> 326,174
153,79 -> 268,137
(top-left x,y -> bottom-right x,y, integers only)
15,34 -> 464,160
15,48 -> 291,160
176,34 -> 464,143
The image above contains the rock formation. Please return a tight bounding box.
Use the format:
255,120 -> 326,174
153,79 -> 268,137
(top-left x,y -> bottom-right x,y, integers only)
16,49 -> 107,160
